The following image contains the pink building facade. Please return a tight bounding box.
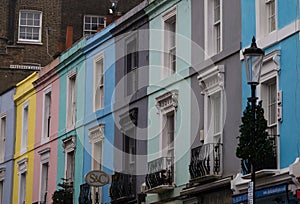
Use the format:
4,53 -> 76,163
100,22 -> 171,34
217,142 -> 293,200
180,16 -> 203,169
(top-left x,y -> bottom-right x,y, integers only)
32,58 -> 60,204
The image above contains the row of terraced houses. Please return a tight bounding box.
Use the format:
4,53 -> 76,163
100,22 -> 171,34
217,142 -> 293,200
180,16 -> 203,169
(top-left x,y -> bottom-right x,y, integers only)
1,0 -> 300,204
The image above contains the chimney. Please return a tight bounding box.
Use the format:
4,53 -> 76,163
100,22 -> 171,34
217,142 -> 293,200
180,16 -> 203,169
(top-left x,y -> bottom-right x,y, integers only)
65,26 -> 73,49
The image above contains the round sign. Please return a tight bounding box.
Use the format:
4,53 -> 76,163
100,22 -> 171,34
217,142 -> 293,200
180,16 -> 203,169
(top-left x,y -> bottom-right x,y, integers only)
84,170 -> 110,187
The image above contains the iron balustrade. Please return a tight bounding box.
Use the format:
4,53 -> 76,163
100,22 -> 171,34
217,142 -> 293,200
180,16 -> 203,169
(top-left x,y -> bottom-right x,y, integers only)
145,157 -> 174,190
110,172 -> 135,201
189,143 -> 222,180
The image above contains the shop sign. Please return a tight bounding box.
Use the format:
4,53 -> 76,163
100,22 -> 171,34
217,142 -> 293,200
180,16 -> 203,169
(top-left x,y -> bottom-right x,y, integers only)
85,170 -> 110,187
232,184 -> 287,204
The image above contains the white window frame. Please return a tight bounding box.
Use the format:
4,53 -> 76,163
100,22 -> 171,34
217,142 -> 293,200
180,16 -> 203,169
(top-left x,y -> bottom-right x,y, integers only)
17,158 -> 28,204
257,50 -> 280,167
198,65 -> 225,144
83,15 -> 106,36
21,102 -> 29,154
125,34 -> 138,96
155,90 -> 178,158
38,148 -> 50,204
94,53 -> 105,111
162,6 -> 177,79
0,114 -> 6,163
256,0 -> 277,40
0,169 -> 4,204
42,86 -> 52,142
18,10 -> 42,43
66,70 -> 76,131
204,0 -> 223,58
62,136 -> 76,184
89,125 -> 104,204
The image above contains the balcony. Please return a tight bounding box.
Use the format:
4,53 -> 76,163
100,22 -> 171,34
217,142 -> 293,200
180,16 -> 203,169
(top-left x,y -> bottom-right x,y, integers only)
110,172 -> 135,203
145,157 -> 174,193
189,143 -> 222,183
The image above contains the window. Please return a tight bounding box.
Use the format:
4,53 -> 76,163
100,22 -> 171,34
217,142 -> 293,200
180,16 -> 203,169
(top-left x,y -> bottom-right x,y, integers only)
42,88 -> 51,141
0,180 -> 3,204
198,65 -> 224,144
21,103 -> 29,153
162,111 -> 175,158
261,78 -> 277,136
17,158 -> 28,204
124,128 -> 136,172
207,92 -> 222,143
163,8 -> 177,78
205,0 -> 222,57
0,115 -> 6,163
89,125 -> 104,204
155,90 -> 178,157
66,72 -> 76,130
94,54 -> 104,111
83,15 -> 106,36
126,37 -> 138,96
40,162 -> 49,203
256,0 -> 277,38
63,136 -> 75,184
18,10 -> 42,42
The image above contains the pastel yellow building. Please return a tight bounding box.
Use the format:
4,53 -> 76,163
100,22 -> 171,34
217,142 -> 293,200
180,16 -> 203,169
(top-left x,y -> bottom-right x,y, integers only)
12,72 -> 37,204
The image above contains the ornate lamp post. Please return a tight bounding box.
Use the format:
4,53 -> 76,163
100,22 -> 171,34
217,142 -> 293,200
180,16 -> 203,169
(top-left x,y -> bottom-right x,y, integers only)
243,36 -> 264,204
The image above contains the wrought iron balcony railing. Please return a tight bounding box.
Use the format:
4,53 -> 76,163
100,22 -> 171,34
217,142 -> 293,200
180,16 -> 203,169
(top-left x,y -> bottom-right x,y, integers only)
189,143 -> 222,182
110,172 -> 135,202
145,157 -> 174,192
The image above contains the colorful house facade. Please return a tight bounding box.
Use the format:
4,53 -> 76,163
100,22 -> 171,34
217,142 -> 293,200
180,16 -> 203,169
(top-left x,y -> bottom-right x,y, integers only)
56,38 -> 87,203
12,72 -> 37,204
32,58 -> 60,204
231,0 -> 300,203
81,24 -> 116,204
0,87 -> 16,204
144,0 -> 193,203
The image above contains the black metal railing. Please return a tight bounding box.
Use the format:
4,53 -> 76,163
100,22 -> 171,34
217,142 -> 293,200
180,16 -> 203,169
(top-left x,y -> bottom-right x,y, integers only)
110,172 -> 135,201
189,143 -> 222,180
145,157 -> 174,190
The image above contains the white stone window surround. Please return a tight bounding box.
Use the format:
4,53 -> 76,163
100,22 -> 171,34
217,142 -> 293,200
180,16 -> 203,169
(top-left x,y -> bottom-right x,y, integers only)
204,0 -> 223,58
198,65 -> 225,144
38,148 -> 50,203
18,10 -> 43,44
161,6 -> 177,79
93,52 -> 105,112
88,125 -> 104,203
0,113 -> 6,163
125,33 -> 139,96
17,158 -> 27,204
42,85 -> 52,143
0,168 -> 5,182
257,50 -> 280,167
21,101 -> 29,154
62,136 -> 76,182
256,0 -> 277,40
66,70 -> 77,132
155,90 -> 178,159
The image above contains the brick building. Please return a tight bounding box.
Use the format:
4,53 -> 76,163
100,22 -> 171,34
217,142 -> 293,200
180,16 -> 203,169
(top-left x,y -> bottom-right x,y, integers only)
0,0 -> 143,93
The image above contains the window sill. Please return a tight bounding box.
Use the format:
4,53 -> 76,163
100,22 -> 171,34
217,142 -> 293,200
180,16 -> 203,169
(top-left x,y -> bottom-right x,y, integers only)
17,41 -> 43,45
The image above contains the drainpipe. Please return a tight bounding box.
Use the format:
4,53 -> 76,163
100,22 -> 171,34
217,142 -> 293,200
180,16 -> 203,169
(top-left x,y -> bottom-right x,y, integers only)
7,0 -> 17,44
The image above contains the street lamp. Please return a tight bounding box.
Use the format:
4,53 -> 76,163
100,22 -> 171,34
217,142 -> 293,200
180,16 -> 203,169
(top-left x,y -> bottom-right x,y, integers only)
243,36 -> 264,204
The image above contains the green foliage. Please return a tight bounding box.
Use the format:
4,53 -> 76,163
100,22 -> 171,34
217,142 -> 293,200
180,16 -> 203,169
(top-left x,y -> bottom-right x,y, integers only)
52,179 -> 73,204
236,101 -> 275,173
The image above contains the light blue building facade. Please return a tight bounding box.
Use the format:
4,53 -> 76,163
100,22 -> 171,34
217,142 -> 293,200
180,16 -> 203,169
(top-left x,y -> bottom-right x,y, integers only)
232,1 -> 300,203
82,24 -> 116,204
0,88 -> 16,204
56,38 -> 87,203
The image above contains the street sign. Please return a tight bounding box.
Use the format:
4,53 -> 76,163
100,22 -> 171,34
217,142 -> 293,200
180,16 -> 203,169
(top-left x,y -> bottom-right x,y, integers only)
85,170 -> 110,187
248,181 -> 253,204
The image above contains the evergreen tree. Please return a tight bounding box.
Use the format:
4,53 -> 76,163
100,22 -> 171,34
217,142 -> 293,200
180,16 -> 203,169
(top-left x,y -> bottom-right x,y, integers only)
52,178 -> 73,204
236,101 -> 275,174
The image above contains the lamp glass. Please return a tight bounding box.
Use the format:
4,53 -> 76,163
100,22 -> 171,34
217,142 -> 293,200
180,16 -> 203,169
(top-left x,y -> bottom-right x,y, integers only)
244,53 -> 263,85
